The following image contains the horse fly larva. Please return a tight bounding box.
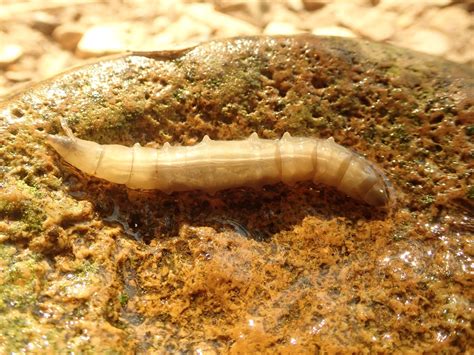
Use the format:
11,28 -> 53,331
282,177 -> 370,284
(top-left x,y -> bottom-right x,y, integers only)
46,119 -> 390,207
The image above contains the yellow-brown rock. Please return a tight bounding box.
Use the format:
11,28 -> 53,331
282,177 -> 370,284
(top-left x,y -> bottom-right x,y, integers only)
0,35 -> 472,353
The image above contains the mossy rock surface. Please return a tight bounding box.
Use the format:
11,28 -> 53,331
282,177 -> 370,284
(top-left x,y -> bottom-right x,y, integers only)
0,35 -> 472,353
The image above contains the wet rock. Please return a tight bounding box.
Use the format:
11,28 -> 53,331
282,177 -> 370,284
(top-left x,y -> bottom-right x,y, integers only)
0,35 -> 472,353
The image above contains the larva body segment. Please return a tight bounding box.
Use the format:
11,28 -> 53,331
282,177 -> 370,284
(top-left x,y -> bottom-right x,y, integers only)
47,129 -> 389,207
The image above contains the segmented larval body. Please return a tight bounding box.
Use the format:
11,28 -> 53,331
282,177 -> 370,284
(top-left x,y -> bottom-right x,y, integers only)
47,129 -> 389,207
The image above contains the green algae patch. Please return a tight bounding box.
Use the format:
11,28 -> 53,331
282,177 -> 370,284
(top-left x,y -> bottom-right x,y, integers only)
0,245 -> 57,353
0,246 -> 45,311
0,35 -> 473,353
0,311 -> 61,353
0,179 -> 47,238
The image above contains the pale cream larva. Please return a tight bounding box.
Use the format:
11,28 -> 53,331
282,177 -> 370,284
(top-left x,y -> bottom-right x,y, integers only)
47,120 -> 390,207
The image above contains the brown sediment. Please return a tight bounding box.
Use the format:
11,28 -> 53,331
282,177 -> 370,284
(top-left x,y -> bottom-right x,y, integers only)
0,35 -> 473,353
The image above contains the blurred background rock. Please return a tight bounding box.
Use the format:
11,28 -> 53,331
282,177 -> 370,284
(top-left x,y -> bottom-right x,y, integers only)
0,0 -> 472,97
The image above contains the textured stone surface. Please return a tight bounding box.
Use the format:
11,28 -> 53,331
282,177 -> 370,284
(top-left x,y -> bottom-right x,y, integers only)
1,1 -> 472,98
0,35 -> 473,353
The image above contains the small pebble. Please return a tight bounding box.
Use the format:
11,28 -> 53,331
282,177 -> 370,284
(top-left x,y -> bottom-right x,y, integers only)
31,12 -> 60,36
0,44 -> 23,67
312,26 -> 357,38
37,52 -> 71,78
286,0 -> 305,12
264,21 -> 304,35
392,28 -> 450,56
53,24 -> 85,51
336,4 -> 397,41
4,69 -> 32,82
185,3 -> 260,37
423,7 -> 472,36
302,0 -> 325,11
76,24 -> 127,57
153,15 -> 212,49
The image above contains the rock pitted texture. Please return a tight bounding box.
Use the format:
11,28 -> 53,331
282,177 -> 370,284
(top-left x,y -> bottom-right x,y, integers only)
0,35 -> 473,353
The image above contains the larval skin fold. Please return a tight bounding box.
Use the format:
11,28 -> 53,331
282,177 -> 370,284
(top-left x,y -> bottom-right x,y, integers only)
47,129 -> 389,207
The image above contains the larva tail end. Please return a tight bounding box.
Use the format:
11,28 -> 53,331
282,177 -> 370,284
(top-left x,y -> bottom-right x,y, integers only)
363,181 -> 390,207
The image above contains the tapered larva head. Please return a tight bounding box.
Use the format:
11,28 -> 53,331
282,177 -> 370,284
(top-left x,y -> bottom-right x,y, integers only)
46,134 -> 75,157
363,179 -> 389,207
46,134 -> 101,176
